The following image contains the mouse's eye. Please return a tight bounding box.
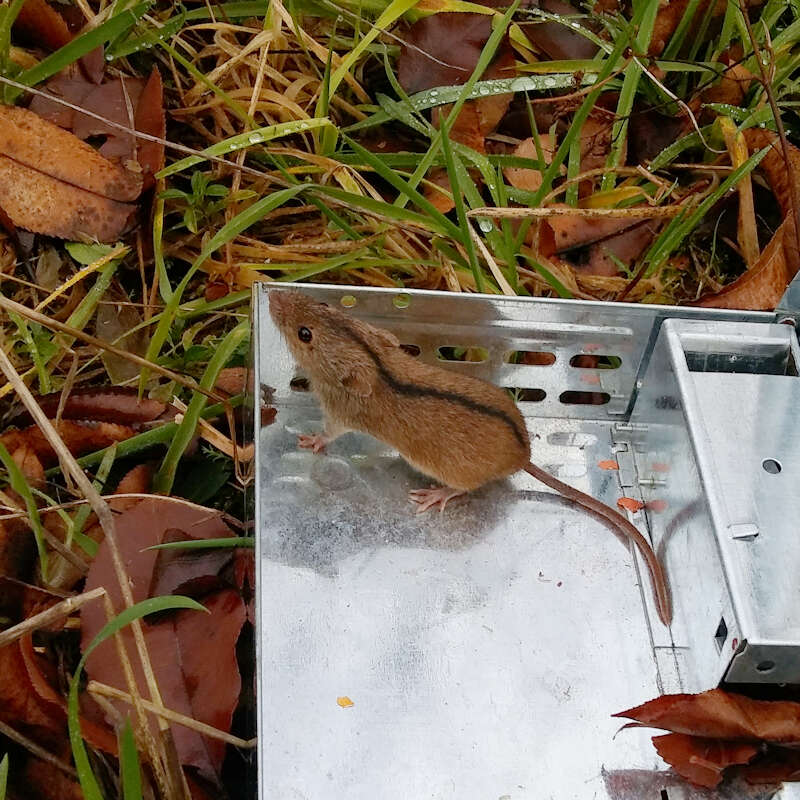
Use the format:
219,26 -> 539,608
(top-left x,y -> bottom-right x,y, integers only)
298,327 -> 313,343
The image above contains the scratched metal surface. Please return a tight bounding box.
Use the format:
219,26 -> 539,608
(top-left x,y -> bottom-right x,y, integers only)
254,284 -> 783,800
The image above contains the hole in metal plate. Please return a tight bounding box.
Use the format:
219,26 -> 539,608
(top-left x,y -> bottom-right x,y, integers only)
399,344 -> 421,357
437,346 -> 489,363
559,391 -> 611,405
570,354 -> 622,369
714,617 -> 728,653
510,388 -> 546,402
505,350 -> 556,366
756,660 -> 776,672
762,458 -> 782,474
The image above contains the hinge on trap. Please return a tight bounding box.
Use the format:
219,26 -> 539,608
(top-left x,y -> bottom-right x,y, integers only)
610,422 -> 647,488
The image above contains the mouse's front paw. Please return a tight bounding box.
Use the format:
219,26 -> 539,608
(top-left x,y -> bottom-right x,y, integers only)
298,433 -> 328,454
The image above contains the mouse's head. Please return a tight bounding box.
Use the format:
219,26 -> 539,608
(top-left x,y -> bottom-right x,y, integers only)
269,290 -> 398,396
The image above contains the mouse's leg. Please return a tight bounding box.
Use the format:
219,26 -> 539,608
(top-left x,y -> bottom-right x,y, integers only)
408,487 -> 465,513
297,419 -> 349,454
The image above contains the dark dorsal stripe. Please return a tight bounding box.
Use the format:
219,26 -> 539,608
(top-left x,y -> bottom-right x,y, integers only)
336,316 -> 528,450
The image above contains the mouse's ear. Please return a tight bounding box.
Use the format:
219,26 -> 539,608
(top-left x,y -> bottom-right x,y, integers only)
327,353 -> 374,397
351,317 -> 399,349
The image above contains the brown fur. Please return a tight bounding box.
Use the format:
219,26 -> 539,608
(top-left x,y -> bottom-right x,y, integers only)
269,290 -> 530,490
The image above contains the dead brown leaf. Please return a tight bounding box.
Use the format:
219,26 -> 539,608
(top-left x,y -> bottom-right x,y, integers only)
652,733 -> 760,789
14,0 -> 71,52
81,497 -> 248,780
0,106 -> 140,241
0,420 -> 137,467
134,67 -> 166,189
614,688 -> 800,744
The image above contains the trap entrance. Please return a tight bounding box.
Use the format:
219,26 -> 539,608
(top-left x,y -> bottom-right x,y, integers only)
254,283 -> 800,800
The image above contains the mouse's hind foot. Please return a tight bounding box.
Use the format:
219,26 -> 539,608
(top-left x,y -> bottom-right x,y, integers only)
409,486 -> 465,514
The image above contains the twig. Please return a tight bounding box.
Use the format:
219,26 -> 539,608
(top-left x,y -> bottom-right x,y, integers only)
88,681 -> 257,748
469,206 -> 683,219
0,587 -> 105,647
0,719 -> 77,777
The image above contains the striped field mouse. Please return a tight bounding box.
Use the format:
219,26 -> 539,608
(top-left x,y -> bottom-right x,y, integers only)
269,289 -> 671,625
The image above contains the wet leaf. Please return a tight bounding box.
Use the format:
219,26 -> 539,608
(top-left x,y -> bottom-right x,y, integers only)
520,0 -> 599,60
614,688 -> 800,744
616,497 -> 645,512
652,733 -> 759,789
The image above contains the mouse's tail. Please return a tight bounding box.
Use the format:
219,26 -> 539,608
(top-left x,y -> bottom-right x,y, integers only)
523,462 -> 672,626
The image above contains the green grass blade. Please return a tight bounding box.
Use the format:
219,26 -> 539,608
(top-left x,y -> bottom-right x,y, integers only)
0,752 -> 7,800
342,134 -> 463,239
646,145 -> 769,271
153,320 -> 249,494
7,311 -> 50,394
158,119 -> 332,178
140,185 -> 306,393
119,718 -> 143,800
147,537 -> 254,550
0,442 -> 48,581
601,0 -> 659,190
12,3 -> 149,95
0,0 -> 26,79
68,596 -> 207,800
329,0 -> 421,95
439,130 -> 484,291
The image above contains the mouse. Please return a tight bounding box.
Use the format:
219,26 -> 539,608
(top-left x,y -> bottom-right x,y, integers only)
268,289 -> 672,625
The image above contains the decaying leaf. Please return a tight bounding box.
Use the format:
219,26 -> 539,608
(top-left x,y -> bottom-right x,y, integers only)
13,0 -> 72,52
0,105 -> 140,241
695,129 -> 800,310
134,67 -> 166,188
504,135 -> 557,194
0,420 -> 137,467
520,0 -> 599,60
8,386 -> 168,426
652,733 -> 760,789
81,498 -> 248,779
614,688 -> 800,744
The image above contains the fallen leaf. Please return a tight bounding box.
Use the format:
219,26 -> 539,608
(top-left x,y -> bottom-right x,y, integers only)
8,386 -> 167,427
695,129 -> 800,309
652,733 -> 759,789
504,135 -> 557,194
0,106 -> 140,242
0,105 -> 141,201
520,0 -> 599,60
17,756 -> 83,800
0,420 -> 137,467
14,0 -> 72,52
703,63 -> 756,108
597,460 -> 619,470
741,747 -> 800,784
614,688 -> 800,744
337,696 -> 354,708
134,67 -> 166,189
81,498 -> 247,779
616,497 -> 645,512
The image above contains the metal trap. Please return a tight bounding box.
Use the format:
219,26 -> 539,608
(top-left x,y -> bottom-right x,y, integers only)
253,282 -> 800,800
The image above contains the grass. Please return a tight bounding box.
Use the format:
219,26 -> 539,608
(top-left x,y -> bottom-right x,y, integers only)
1,0 -> 800,796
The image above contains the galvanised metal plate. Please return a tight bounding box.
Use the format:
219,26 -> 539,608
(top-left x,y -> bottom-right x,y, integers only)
254,283 -> 785,800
